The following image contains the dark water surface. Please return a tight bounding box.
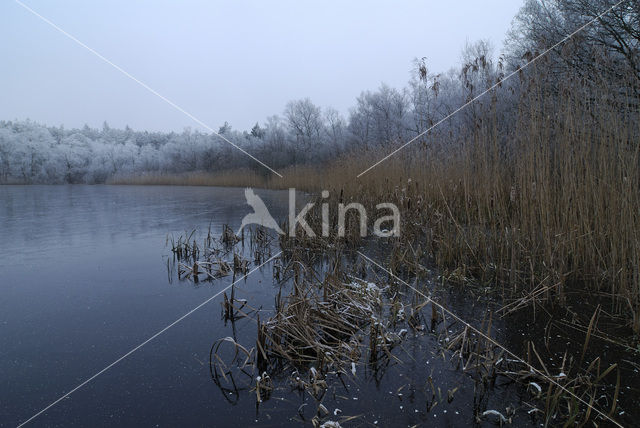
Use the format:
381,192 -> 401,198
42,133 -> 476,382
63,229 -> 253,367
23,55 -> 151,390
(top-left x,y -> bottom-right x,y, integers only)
0,185 -> 293,427
1,186 -> 514,428
5,186 -> 634,427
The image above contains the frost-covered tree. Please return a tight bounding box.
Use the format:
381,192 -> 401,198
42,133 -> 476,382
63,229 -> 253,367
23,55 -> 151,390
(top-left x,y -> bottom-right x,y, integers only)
506,0 -> 639,93
284,98 -> 325,163
59,133 -> 91,183
323,107 -> 346,150
348,84 -> 410,148
1,7 -> 635,185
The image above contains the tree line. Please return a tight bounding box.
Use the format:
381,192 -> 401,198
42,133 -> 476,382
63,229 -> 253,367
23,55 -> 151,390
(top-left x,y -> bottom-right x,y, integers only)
0,0 -> 637,184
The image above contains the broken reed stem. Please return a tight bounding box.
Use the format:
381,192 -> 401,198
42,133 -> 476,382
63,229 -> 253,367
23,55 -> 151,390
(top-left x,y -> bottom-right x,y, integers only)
357,251 -> 624,427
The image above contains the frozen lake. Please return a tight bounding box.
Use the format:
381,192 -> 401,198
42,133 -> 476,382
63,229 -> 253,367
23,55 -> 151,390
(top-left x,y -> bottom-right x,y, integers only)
0,185 -> 292,426
5,185 -> 630,427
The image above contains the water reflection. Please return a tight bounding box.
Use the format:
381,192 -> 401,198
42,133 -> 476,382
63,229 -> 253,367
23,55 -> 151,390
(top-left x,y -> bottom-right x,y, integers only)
0,185 -> 290,426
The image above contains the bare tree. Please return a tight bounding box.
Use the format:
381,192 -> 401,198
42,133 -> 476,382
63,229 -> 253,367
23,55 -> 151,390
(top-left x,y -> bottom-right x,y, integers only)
284,98 -> 324,162
348,84 -> 410,148
507,0 -> 639,90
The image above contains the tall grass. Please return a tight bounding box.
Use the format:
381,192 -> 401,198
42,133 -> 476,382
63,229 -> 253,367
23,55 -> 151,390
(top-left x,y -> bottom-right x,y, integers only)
310,74 -> 637,332
337,75 -> 638,332
116,72 -> 640,332
328,79 -> 638,332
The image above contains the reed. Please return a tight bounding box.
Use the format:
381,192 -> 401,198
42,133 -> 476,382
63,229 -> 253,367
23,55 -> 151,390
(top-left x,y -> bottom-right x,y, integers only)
148,67 -> 638,333
180,72 -> 639,333
175,221 -> 627,425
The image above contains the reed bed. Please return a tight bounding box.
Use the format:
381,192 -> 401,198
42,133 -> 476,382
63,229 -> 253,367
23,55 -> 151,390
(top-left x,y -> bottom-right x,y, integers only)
168,227 -> 410,426
156,73 -> 640,334
440,308 -> 621,425
137,73 -> 640,334
157,69 -> 640,425
165,218 -> 635,426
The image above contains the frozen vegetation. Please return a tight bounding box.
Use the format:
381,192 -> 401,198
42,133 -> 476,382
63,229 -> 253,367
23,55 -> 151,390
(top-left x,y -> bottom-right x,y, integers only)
2,1 -> 637,184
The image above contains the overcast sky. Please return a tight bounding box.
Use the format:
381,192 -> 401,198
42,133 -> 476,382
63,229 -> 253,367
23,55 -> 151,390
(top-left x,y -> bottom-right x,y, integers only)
1,1 -> 524,132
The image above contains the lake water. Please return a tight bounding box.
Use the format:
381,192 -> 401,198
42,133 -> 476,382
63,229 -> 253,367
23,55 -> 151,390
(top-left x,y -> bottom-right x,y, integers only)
1,185 -> 500,427
0,185 -> 294,427
3,185 -> 635,427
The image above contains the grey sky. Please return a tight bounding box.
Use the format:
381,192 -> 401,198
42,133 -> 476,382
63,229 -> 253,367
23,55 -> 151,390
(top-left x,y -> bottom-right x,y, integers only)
1,1 -> 524,132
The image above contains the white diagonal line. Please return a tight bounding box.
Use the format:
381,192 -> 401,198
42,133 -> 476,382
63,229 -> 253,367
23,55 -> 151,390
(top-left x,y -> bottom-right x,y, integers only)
357,0 -> 626,178
356,251 -> 623,427
14,0 -> 283,178
17,251 -> 282,427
